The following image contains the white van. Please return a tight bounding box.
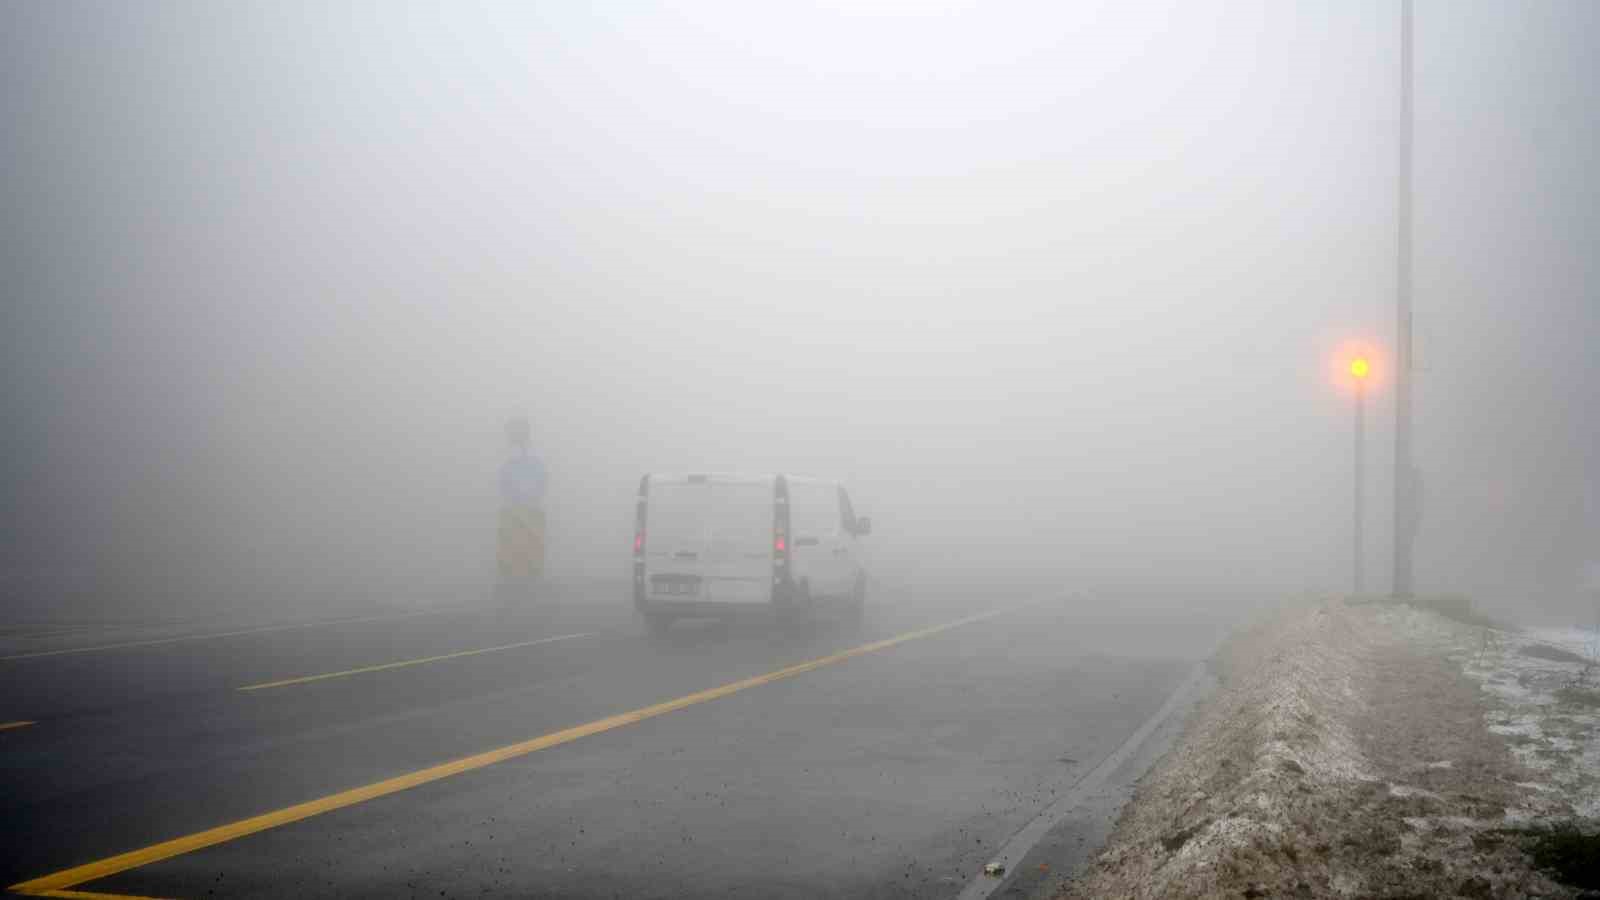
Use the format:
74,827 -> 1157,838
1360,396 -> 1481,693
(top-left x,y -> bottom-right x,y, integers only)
631,473 -> 871,634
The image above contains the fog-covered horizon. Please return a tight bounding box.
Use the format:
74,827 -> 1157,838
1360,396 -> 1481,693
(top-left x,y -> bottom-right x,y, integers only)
4,1 -> 1596,621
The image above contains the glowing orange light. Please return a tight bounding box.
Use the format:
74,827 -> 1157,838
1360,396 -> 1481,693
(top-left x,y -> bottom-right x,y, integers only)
1330,340 -> 1383,394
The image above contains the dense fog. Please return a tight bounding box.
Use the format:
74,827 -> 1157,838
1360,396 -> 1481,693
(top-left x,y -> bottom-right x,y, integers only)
4,1 -> 1596,621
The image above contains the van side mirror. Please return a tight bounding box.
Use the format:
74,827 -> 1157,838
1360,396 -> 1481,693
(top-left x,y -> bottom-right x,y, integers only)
853,516 -> 872,536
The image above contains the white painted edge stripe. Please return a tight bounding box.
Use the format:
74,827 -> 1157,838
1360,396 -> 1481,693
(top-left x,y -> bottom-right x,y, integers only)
957,658 -> 1213,900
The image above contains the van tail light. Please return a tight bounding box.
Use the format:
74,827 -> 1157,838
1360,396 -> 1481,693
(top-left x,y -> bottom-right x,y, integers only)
634,474 -> 650,610
772,475 -> 790,573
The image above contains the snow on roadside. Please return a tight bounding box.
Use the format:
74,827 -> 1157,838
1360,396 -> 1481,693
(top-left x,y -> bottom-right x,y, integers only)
1377,606 -> 1600,820
1055,601 -> 1592,900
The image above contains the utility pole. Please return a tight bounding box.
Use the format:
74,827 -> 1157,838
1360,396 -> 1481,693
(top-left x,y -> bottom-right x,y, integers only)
1353,358 -> 1370,595
1393,0 -> 1416,600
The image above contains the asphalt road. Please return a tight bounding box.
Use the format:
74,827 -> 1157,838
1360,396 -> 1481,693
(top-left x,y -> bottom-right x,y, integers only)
1,581 -> 1233,899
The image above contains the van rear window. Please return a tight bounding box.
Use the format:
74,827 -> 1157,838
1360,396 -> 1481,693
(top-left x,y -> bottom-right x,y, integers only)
647,482 -> 770,547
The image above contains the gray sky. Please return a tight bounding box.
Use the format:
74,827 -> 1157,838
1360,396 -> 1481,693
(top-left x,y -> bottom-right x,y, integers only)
3,1 -> 1596,617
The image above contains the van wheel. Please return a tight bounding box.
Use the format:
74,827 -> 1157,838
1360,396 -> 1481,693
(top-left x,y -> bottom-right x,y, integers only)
643,611 -> 673,638
845,576 -> 866,630
776,581 -> 811,632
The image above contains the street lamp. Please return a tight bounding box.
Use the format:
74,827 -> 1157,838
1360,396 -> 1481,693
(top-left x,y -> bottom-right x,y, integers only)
1350,356 -> 1371,595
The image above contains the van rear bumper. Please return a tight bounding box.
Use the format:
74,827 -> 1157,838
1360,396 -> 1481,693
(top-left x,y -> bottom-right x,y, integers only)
643,573 -> 771,606
640,598 -> 772,618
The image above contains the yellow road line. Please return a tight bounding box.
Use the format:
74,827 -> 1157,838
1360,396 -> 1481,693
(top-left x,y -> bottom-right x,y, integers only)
7,608 -> 1007,897
237,633 -> 595,691
25,883 -> 172,890
0,720 -> 36,731
1,609 -> 467,662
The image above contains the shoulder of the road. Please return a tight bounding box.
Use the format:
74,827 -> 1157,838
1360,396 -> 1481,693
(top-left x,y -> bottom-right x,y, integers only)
956,657 -> 1217,900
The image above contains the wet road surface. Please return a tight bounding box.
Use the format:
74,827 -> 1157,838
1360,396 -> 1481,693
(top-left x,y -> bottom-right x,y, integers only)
1,582 -> 1230,898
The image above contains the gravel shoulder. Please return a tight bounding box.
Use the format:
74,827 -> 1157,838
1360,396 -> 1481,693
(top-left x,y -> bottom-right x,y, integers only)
1053,600 -> 1600,899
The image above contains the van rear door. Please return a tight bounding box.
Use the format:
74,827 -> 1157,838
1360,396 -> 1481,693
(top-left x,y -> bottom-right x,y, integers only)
644,476 -> 773,605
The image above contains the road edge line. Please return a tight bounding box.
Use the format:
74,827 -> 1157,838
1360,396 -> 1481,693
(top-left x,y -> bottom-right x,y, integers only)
956,657 -> 1214,900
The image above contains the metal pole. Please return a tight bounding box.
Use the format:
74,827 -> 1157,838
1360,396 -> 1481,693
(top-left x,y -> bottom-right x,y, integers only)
1356,381 -> 1366,596
1393,0 -> 1416,599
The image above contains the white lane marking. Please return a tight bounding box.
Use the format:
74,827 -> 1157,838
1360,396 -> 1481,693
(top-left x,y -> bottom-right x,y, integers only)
7,624 -> 129,640
0,608 -> 471,661
238,632 -> 596,691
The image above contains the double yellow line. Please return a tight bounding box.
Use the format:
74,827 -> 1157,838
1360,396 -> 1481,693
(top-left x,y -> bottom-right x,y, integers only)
8,608 -> 1005,898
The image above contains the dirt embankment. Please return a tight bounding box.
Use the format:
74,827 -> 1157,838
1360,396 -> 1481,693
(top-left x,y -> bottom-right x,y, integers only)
1055,601 -> 1598,899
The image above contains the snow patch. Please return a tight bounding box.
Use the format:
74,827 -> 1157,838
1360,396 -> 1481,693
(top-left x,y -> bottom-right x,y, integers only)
1378,607 -> 1600,825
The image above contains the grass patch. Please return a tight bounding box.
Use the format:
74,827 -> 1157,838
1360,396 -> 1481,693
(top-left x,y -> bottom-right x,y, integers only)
1408,593 -> 1503,629
1520,643 -> 1591,665
1161,820 -> 1208,853
1554,686 -> 1600,709
1509,822 -> 1600,890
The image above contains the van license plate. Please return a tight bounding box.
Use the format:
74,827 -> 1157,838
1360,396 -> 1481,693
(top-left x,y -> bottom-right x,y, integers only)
652,582 -> 699,596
